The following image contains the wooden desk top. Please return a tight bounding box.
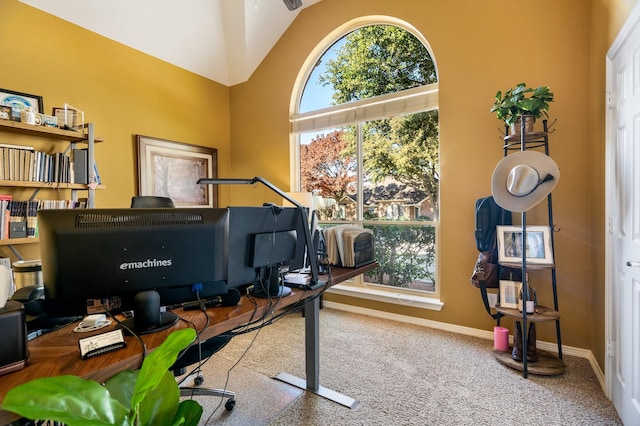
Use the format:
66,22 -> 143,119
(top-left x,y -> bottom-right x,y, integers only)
0,264 -> 376,424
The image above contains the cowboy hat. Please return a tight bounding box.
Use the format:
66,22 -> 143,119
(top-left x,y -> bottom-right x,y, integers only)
491,151 -> 560,213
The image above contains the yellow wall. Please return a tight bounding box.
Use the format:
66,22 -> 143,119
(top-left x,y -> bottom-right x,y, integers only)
229,0 -> 636,369
0,0 -> 232,208
1,0 -> 638,369
0,0 -> 231,259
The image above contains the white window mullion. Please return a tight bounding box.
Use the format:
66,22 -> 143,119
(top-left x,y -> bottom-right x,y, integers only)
356,121 -> 364,223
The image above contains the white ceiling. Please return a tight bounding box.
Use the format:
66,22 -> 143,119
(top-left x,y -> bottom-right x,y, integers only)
20,0 -> 321,87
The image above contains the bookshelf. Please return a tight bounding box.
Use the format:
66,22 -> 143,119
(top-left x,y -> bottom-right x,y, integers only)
0,120 -> 105,250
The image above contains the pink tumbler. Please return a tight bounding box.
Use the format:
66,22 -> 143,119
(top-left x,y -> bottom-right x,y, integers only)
494,326 -> 509,352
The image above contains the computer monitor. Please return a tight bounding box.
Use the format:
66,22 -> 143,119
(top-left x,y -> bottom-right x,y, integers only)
227,206 -> 306,298
37,207 -> 229,334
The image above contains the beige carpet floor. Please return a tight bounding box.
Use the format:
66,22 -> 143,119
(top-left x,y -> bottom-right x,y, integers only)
182,307 -> 622,425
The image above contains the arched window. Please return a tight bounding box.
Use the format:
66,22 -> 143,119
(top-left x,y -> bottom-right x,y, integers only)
291,19 -> 440,302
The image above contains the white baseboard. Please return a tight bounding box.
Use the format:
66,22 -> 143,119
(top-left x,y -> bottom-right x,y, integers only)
323,301 -> 606,391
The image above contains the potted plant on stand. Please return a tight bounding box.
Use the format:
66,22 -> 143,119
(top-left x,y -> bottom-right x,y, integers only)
490,83 -> 554,135
1,328 -> 203,426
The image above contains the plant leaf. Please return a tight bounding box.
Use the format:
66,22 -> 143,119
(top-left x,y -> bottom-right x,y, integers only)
138,370 -> 181,426
517,98 -> 537,111
172,400 -> 204,426
131,328 -> 196,411
2,375 -> 129,426
105,370 -> 138,411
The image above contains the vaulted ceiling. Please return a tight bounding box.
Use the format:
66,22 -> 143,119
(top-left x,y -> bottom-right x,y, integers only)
20,0 -> 322,87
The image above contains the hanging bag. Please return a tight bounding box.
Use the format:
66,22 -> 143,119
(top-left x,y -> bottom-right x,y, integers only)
471,196 -> 522,319
471,249 -> 498,289
470,196 -> 510,289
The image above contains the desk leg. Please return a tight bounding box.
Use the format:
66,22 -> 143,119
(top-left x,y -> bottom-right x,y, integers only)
274,296 -> 358,409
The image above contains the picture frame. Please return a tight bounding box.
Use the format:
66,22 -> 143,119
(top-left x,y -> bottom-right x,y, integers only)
496,225 -> 554,265
499,280 -> 522,309
52,105 -> 84,130
0,88 -> 44,121
0,105 -> 11,120
136,135 -> 218,208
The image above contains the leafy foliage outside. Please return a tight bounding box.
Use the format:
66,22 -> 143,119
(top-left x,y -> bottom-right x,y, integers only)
364,224 -> 436,288
318,25 -> 437,103
318,25 -> 439,220
301,129 -> 356,202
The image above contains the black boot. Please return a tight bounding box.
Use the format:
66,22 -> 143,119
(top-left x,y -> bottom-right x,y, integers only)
527,322 -> 538,362
512,321 -> 523,361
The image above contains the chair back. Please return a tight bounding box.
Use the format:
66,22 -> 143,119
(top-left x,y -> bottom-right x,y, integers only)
130,196 -> 175,208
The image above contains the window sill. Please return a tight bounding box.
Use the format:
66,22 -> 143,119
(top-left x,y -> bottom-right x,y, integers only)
327,284 -> 444,311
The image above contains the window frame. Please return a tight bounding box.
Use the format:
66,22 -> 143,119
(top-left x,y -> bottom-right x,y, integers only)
289,17 -> 442,310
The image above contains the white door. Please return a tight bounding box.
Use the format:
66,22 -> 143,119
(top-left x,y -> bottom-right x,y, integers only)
606,3 -> 640,425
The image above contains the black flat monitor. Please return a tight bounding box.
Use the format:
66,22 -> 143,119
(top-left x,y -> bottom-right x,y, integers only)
227,206 -> 306,298
37,208 -> 229,334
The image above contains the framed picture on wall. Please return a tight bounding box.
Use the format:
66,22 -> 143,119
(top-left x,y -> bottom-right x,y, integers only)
136,135 -> 218,208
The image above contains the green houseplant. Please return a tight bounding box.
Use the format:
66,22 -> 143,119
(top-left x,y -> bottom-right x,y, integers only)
1,328 -> 202,426
490,83 -> 554,131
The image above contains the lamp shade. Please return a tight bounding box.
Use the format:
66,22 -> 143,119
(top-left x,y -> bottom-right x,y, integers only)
283,192 -> 314,208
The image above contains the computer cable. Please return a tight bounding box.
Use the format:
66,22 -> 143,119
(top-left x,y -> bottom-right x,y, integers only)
230,299 -> 298,335
175,312 -> 209,395
103,302 -> 147,366
174,291 -> 236,413
233,280 -> 290,336
231,285 -> 328,336
232,292 -> 266,335
188,291 -> 209,386
204,310 -> 265,424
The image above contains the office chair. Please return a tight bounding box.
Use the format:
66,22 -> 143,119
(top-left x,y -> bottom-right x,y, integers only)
171,333 -> 236,411
129,196 -> 237,410
130,196 -> 176,208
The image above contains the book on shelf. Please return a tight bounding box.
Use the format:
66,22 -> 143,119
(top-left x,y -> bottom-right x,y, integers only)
8,200 -> 27,238
0,195 -> 12,240
72,148 -> 88,184
0,143 -> 34,181
0,144 -> 78,184
0,198 -> 89,240
26,201 -> 38,238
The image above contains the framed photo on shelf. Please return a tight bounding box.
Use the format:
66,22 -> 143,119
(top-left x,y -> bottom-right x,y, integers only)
136,135 -> 218,208
496,225 -> 554,265
52,104 -> 84,130
0,88 -> 44,121
0,105 -> 11,120
499,280 -> 522,309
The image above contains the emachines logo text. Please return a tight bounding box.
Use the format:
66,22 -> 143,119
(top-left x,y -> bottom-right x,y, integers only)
119,259 -> 173,270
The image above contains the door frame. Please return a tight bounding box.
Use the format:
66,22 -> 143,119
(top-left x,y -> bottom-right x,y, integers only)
605,0 -> 640,400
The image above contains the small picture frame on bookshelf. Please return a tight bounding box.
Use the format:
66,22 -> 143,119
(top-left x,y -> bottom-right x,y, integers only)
52,104 -> 84,131
0,105 -> 11,121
